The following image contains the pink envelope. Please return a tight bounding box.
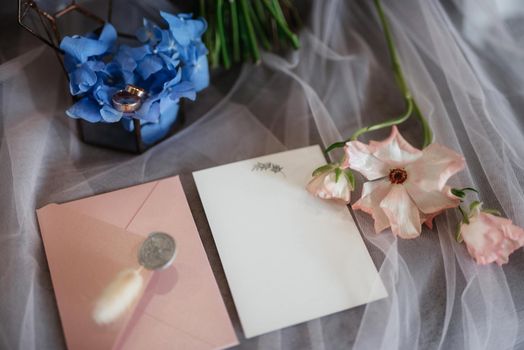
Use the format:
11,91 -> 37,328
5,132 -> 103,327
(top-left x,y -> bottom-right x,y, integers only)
36,176 -> 238,350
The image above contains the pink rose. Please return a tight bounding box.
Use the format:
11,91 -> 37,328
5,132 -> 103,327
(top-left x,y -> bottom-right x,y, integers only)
307,168 -> 353,204
461,210 -> 524,265
347,126 -> 465,238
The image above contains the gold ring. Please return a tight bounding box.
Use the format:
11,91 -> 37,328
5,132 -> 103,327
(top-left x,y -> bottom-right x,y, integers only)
111,90 -> 142,113
125,84 -> 147,99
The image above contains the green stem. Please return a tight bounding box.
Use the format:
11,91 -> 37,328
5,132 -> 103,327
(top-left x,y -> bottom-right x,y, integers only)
412,101 -> 433,148
262,0 -> 300,49
351,96 -> 413,141
373,0 -> 432,147
458,205 -> 469,224
211,31 -> 222,69
248,1 -> 272,50
199,0 -> 206,18
229,0 -> 241,62
374,0 -> 409,97
240,0 -> 261,62
200,0 -> 213,65
254,0 -> 267,22
238,7 -> 251,61
217,0 -> 231,69
455,224 -> 463,243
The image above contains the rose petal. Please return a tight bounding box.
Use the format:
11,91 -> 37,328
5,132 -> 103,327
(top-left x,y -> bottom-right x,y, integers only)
404,182 -> 459,214
370,126 -> 422,167
307,170 -> 351,203
420,211 -> 441,229
462,212 -> 524,265
406,143 -> 465,192
344,141 -> 389,180
380,185 -> 421,239
352,180 -> 391,233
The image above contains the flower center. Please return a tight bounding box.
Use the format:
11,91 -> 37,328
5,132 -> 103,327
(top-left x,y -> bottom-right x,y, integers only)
389,168 -> 407,184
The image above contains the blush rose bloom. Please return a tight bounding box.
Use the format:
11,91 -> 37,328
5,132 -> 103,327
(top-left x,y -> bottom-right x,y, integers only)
346,126 -> 465,239
461,209 -> 524,265
307,168 -> 352,204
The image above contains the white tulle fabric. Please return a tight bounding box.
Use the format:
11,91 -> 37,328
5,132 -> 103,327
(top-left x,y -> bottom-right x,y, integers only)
1,0 -> 524,349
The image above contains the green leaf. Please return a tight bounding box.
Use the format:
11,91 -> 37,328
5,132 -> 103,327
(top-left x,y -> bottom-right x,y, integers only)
455,223 -> 463,243
482,208 -> 502,216
312,165 -> 333,177
469,200 -> 481,212
344,169 -> 356,189
451,188 -> 465,199
324,141 -> 346,154
461,187 -> 479,194
335,168 -> 342,183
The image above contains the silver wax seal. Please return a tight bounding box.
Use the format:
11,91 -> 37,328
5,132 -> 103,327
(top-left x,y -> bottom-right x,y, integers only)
138,232 -> 177,270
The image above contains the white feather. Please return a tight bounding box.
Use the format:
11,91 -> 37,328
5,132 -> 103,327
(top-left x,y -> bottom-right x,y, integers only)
92,268 -> 143,325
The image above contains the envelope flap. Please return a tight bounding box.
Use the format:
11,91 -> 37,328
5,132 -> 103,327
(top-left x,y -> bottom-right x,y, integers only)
37,204 -> 153,350
120,176 -> 239,349
61,181 -> 158,228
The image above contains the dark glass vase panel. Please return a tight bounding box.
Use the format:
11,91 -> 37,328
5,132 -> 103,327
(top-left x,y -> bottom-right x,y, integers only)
77,102 -> 184,153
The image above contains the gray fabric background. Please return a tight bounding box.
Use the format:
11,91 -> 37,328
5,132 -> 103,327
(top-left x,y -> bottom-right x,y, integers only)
2,1 -> 524,349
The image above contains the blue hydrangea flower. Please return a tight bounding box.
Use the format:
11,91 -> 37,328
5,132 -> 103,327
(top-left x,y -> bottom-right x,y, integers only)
63,11 -> 208,140
66,83 -> 123,123
136,18 -> 163,46
135,69 -> 196,123
61,23 -> 117,95
158,12 -> 209,92
181,42 -> 209,92
160,12 -> 207,47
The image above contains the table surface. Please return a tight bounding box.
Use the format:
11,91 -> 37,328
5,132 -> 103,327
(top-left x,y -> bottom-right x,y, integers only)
1,1 -> 524,349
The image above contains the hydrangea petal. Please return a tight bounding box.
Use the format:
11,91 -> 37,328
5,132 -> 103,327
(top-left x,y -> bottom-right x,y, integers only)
167,81 -> 196,102
100,105 -> 123,122
159,52 -> 180,71
60,36 -> 108,63
66,97 -> 102,122
379,185 -> 421,239
136,18 -> 162,45
121,45 -> 151,61
160,11 -> 207,46
70,65 -> 98,95
137,55 -> 164,80
183,53 -> 209,92
156,30 -> 177,53
115,50 -> 137,72
135,95 -> 161,123
98,23 -> 117,46
141,101 -> 180,145
93,84 -> 118,105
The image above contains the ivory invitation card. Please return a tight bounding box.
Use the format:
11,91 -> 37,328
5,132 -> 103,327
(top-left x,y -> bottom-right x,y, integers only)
193,146 -> 387,338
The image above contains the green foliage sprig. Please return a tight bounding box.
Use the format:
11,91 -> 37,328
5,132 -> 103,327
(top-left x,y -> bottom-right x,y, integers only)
199,0 -> 301,69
